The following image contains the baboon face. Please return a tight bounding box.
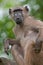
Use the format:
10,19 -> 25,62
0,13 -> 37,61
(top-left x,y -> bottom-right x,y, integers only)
9,6 -> 29,25
13,10 -> 24,25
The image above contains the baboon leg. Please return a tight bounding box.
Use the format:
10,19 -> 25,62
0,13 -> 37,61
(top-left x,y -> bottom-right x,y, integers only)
11,45 -> 25,65
24,41 -> 35,65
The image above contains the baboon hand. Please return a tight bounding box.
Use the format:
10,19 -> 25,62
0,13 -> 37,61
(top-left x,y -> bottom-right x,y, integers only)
34,39 -> 42,53
4,39 -> 9,55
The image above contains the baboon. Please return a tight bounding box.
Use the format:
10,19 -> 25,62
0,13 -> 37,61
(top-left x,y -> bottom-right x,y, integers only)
4,6 -> 43,54
4,6 -> 43,65
4,6 -> 40,55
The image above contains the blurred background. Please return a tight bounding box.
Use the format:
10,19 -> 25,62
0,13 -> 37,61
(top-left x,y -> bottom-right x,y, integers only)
0,0 -> 43,58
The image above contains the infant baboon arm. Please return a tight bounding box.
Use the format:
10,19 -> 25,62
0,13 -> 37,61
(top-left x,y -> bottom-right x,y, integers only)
4,38 -> 20,54
11,45 -> 25,65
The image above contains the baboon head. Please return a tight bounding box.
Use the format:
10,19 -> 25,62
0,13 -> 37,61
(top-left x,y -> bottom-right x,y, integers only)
9,6 -> 29,25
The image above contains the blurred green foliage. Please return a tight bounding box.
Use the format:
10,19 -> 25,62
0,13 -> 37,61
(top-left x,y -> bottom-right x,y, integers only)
0,0 -> 43,57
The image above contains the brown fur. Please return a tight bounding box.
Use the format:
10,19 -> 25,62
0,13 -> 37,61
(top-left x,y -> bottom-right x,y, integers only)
4,6 -> 43,65
23,40 -> 43,65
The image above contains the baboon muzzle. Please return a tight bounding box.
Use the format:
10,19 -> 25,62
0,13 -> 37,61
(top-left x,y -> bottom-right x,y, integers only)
16,18 -> 23,25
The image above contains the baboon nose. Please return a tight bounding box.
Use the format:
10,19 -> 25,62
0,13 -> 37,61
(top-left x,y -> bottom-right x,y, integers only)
17,18 -> 19,20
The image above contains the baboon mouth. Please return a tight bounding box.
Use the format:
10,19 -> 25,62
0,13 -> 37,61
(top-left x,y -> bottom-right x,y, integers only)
16,20 -> 22,25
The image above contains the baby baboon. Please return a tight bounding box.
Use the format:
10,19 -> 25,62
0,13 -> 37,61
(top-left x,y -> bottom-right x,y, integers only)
23,40 -> 43,65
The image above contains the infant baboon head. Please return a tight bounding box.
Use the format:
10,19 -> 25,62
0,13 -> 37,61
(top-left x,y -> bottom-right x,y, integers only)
9,6 -> 29,25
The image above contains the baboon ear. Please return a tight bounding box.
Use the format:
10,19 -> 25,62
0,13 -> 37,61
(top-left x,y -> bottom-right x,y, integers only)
9,9 -> 12,14
25,6 -> 29,12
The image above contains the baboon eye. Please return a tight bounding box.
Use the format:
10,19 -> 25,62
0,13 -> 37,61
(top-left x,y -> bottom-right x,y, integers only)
19,13 -> 21,16
14,13 -> 17,16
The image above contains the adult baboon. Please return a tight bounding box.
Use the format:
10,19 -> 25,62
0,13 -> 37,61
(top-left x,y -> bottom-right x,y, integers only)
4,6 -> 43,54
4,5 -> 43,65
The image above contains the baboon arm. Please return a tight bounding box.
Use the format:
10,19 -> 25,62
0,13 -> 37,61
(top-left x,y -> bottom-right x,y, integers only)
4,38 -> 20,45
11,45 -> 25,65
4,38 -> 20,54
